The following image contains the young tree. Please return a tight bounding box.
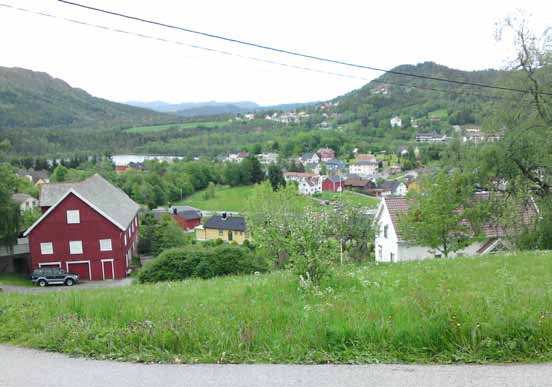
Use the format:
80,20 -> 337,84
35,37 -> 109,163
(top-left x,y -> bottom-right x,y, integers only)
248,155 -> 265,184
51,164 -> 68,182
0,164 -> 20,249
151,214 -> 188,256
268,164 -> 286,191
399,171 -> 488,258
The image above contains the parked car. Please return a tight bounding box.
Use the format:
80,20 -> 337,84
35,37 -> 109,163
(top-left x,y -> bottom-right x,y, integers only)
31,268 -> 80,287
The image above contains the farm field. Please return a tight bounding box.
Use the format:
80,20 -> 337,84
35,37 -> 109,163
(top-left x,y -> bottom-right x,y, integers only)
1,252 -> 552,363
315,191 -> 380,208
126,120 -> 230,134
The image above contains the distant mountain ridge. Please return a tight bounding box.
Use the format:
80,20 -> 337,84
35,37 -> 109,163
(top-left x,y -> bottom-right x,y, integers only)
126,100 -> 318,117
0,67 -> 177,130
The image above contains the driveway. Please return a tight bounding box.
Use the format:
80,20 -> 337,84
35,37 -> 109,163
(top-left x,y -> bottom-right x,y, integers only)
0,345 -> 551,387
0,278 -> 133,294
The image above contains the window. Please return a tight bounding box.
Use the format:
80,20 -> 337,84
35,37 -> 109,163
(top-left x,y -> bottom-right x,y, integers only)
66,210 -> 80,224
124,234 -> 127,246
383,225 -> 388,238
218,229 -> 224,236
99,239 -> 112,251
135,217 -> 138,227
40,242 -> 53,255
69,241 -> 83,254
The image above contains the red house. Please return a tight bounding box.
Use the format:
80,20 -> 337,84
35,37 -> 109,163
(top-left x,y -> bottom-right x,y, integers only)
322,176 -> 345,192
171,206 -> 202,231
24,174 -> 140,281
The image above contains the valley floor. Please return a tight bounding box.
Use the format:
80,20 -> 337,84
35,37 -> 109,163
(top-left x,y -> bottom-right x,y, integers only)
1,251 -> 552,364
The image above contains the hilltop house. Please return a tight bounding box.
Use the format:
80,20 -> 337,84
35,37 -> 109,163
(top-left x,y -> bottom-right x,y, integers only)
256,153 -> 279,165
300,152 -> 320,165
17,169 -> 49,186
416,132 -> 448,143
390,116 -> 402,128
153,205 -> 202,231
12,193 -> 39,212
317,148 -> 336,161
195,213 -> 249,244
349,159 -> 378,178
323,158 -> 346,174
373,195 -> 536,262
24,174 -> 140,280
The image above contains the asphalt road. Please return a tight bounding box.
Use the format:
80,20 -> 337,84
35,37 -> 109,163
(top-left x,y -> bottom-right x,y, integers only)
1,345 -> 552,387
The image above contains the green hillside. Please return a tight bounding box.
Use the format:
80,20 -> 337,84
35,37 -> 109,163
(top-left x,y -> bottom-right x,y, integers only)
0,67 -> 177,129
335,61 -> 506,127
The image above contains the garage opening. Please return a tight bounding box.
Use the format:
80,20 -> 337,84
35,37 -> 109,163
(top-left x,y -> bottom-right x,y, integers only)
66,261 -> 91,281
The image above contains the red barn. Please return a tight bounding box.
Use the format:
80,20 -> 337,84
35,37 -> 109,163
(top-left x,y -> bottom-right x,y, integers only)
171,206 -> 202,231
322,176 -> 345,192
24,174 -> 140,281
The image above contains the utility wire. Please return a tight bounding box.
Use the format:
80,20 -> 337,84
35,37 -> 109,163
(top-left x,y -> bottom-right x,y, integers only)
0,2 -> 528,104
57,0 -> 552,97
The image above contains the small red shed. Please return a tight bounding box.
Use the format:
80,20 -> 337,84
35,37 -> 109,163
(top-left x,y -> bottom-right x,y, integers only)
322,176 -> 345,192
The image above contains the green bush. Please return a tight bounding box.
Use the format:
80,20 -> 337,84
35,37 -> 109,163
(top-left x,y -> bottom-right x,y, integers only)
137,245 -> 268,283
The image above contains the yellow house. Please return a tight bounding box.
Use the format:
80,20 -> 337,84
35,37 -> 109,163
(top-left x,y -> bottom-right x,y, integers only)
195,214 -> 250,244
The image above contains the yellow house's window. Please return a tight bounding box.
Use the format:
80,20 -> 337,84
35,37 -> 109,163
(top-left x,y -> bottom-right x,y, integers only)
218,229 -> 224,236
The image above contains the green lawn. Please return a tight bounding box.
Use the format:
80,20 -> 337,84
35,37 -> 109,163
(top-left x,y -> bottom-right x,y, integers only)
1,252 -> 552,363
315,191 -> 379,208
0,273 -> 32,287
175,185 -> 256,213
428,108 -> 448,118
126,120 -> 230,134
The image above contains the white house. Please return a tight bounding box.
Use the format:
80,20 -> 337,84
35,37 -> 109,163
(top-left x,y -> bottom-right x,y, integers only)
390,116 -> 402,128
300,152 -> 321,165
12,193 -> 39,212
349,160 -> 378,178
380,181 -> 407,197
373,196 -> 531,263
256,153 -> 279,165
283,172 -> 322,195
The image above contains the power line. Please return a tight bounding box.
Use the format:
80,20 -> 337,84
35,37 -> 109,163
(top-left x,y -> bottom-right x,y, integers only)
57,0 -> 552,97
0,2 -> 527,104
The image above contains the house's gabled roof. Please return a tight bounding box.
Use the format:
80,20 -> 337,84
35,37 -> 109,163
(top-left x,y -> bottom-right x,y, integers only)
17,168 -> 49,182
27,174 -> 140,235
324,158 -> 345,167
173,206 -> 202,220
301,152 -> 317,160
325,175 -> 344,183
205,215 -> 246,231
351,159 -> 378,166
12,193 -> 35,203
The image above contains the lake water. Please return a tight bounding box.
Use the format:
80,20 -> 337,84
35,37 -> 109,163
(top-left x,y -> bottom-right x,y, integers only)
111,154 -> 184,166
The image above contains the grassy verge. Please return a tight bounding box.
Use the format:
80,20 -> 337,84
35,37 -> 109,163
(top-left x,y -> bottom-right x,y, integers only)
1,252 -> 552,363
0,273 -> 32,287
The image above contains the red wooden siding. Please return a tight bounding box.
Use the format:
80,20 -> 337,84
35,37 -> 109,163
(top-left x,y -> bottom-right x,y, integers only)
322,178 -> 345,192
172,214 -> 201,231
28,193 -> 139,280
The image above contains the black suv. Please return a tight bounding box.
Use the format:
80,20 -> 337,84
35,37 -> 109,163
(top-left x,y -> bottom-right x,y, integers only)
31,268 -> 80,287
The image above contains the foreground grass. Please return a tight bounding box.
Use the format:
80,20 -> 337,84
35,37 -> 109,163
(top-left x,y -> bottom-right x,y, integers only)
1,252 -> 552,364
0,273 -> 32,287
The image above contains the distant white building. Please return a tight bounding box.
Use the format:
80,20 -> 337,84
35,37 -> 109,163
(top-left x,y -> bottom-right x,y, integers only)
348,159 -> 378,178
390,116 -> 402,128
256,153 -> 279,165
415,133 -> 448,143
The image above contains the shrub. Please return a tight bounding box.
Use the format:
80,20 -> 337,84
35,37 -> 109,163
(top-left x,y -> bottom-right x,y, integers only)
137,245 -> 268,283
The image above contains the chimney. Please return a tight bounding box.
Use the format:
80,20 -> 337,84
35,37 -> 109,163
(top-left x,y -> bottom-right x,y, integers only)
173,208 -> 177,215
222,212 -> 227,220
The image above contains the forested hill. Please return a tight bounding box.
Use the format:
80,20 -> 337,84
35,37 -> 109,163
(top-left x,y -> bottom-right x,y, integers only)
0,67 -> 177,129
335,61 -> 507,126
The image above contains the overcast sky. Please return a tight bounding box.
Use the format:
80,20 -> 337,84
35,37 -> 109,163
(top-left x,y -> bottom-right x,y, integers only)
0,0 -> 550,105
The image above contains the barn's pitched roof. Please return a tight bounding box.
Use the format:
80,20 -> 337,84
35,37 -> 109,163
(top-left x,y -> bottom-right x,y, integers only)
26,174 -> 139,235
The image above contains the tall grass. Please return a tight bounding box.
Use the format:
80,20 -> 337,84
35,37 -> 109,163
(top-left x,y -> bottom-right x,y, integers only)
1,251 -> 552,363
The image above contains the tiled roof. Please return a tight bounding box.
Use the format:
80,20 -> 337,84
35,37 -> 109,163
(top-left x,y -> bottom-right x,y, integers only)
12,193 -> 35,203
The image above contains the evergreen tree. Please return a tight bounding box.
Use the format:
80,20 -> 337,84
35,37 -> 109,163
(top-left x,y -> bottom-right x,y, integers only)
268,165 -> 286,191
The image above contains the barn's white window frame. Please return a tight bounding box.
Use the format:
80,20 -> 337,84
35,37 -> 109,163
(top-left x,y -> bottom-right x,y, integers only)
66,210 -> 80,224
40,242 -> 54,255
99,239 -> 112,252
101,258 -> 115,280
124,234 -> 127,246
66,260 -> 92,280
69,240 -> 83,255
